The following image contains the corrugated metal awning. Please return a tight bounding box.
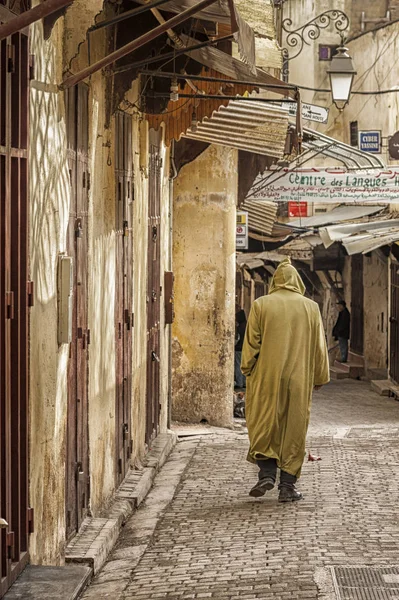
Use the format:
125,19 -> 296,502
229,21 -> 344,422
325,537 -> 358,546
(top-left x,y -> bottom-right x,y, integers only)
288,205 -> 384,228
302,127 -> 385,170
183,101 -> 289,158
136,0 -> 257,72
319,219 -> 399,254
236,254 -> 265,270
240,199 -> 277,235
179,34 -> 293,95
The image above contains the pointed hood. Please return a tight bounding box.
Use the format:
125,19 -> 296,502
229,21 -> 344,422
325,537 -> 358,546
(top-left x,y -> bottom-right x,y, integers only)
269,258 -> 306,296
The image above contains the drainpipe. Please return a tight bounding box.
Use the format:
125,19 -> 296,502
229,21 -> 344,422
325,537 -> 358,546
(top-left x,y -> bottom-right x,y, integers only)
167,139 -> 178,429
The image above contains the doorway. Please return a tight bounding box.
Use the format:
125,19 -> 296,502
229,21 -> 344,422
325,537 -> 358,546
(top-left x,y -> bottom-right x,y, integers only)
115,111 -> 133,483
146,133 -> 162,444
351,254 -> 364,355
65,84 -> 90,540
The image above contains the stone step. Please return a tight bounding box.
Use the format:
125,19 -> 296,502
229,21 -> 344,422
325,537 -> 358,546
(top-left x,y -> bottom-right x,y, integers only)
65,432 -> 176,575
348,350 -> 365,366
330,366 -> 349,380
370,379 -> 391,396
4,565 -> 91,600
333,359 -> 364,379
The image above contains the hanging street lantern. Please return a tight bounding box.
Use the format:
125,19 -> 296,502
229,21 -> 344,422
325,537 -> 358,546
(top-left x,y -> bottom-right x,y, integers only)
327,45 -> 357,111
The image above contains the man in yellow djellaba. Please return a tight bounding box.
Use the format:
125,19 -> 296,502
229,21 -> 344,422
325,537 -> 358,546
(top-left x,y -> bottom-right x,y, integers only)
241,258 -> 329,503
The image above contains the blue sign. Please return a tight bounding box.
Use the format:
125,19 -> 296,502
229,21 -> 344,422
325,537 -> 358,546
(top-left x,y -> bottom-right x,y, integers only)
359,130 -> 381,153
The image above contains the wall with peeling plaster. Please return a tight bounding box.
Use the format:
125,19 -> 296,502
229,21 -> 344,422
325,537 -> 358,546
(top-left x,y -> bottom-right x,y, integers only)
28,4 -> 171,565
29,16 -> 70,565
172,145 -> 236,427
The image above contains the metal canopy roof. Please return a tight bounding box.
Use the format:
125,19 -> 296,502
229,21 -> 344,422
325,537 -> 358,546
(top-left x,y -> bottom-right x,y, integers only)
179,34 -> 295,96
135,0 -> 257,72
183,101 -> 289,158
240,199 -> 277,235
288,205 -> 384,228
319,219 -> 399,254
302,127 -> 385,170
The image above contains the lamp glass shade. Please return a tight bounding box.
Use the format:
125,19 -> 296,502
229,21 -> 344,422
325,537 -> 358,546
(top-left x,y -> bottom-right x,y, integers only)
329,72 -> 354,108
327,45 -> 356,110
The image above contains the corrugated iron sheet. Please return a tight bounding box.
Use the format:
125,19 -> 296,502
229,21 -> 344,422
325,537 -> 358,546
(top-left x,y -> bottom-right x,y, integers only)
240,199 -> 277,235
183,102 -> 289,158
319,219 -> 399,255
288,205 -> 384,228
138,0 -> 257,72
179,34 -> 292,95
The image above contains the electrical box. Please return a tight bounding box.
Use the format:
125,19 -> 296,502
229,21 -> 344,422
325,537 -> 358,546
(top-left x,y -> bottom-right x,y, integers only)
58,255 -> 73,345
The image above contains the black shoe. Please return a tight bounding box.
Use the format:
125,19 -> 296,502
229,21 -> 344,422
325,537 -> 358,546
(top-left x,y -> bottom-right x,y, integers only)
249,477 -> 275,498
278,485 -> 303,503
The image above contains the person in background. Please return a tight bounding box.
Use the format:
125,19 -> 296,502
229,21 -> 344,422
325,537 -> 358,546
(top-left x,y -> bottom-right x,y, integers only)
241,258 -> 330,502
234,305 -> 247,389
333,300 -> 351,363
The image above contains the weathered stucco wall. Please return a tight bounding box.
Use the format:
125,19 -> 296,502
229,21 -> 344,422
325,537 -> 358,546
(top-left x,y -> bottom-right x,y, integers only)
363,252 -> 389,371
29,17 -> 70,565
172,145 -> 236,427
87,76 -> 117,515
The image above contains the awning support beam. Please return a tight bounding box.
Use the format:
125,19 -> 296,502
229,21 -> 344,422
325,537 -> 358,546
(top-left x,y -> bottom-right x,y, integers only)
0,0 -> 74,41
152,92 -> 298,102
112,34 -> 234,75
88,0 -> 173,32
60,0 -> 218,90
139,69 -> 298,91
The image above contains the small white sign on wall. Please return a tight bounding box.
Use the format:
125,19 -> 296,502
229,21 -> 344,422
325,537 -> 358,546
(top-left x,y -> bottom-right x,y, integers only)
236,211 -> 248,250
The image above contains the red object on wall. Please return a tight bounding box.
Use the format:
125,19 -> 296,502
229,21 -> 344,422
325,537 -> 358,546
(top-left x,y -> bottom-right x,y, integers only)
288,202 -> 308,217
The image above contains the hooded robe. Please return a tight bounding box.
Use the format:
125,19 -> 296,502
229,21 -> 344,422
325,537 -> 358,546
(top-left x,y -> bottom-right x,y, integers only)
241,258 -> 329,478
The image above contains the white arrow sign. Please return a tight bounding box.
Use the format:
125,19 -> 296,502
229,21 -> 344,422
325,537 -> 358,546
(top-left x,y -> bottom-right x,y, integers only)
287,102 -> 329,124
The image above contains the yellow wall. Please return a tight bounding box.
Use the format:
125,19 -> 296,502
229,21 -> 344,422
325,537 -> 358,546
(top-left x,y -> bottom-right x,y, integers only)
28,5 -> 171,563
172,145 -> 236,427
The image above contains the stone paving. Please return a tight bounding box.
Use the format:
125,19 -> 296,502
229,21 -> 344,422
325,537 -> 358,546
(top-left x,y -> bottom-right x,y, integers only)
81,380 -> 399,600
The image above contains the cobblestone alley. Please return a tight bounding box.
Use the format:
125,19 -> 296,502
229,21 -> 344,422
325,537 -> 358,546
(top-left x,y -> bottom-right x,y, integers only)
81,380 -> 399,600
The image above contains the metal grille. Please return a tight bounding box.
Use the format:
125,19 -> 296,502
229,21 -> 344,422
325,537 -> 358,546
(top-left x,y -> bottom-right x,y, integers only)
332,567 -> 399,600
0,20 -> 31,598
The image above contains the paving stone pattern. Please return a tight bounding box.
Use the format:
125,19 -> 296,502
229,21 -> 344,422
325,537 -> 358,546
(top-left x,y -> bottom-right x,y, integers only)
82,380 -> 399,599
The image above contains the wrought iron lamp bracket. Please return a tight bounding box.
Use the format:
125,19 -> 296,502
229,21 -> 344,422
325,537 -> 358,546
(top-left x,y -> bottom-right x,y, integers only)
282,10 -> 350,61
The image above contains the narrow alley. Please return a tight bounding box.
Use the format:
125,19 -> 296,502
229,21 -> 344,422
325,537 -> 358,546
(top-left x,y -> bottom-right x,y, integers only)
3,1 -> 399,598
80,380 -> 399,600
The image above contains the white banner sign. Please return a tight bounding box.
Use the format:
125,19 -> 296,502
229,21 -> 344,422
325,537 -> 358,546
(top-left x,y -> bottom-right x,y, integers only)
287,102 -> 329,124
248,168 -> 399,204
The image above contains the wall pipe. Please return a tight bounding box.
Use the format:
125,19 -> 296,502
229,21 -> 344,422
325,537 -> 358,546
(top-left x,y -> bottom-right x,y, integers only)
0,0 -> 74,41
59,0 -> 218,90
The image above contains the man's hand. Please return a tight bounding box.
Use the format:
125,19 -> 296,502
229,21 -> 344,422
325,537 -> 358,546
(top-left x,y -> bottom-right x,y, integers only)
313,385 -> 323,392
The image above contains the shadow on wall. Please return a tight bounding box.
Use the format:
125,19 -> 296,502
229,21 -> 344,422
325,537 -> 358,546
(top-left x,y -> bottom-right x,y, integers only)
29,25 -> 71,564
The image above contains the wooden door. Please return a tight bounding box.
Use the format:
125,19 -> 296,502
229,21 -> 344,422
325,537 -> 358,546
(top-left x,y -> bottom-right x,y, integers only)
146,137 -> 162,444
350,254 -> 364,355
390,262 -> 399,384
65,84 -> 90,540
115,112 -> 133,483
0,8 -> 31,597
